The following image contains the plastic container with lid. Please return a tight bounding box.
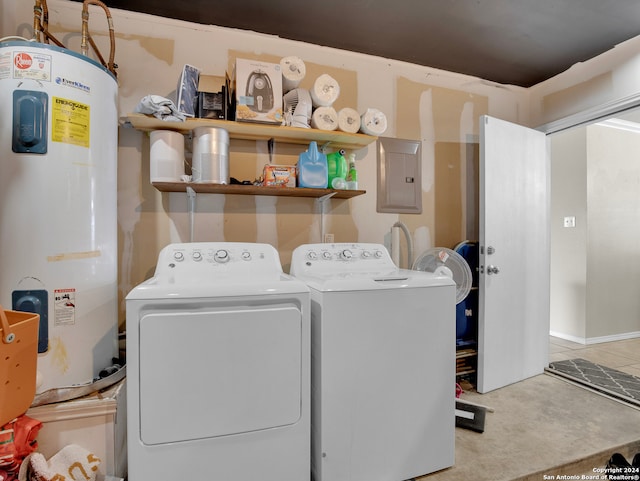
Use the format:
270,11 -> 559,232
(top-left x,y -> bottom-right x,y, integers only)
297,141 -> 328,188
327,149 -> 347,189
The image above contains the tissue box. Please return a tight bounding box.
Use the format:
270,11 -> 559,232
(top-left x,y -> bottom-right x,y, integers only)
233,58 -> 283,125
26,380 -> 127,479
197,74 -> 227,120
263,165 -> 296,187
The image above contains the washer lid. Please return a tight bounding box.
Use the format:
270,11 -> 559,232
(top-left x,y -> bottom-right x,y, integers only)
293,268 -> 455,292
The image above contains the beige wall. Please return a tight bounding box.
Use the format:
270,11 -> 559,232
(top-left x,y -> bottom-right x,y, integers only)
2,0 -> 524,326
5,1 -> 640,336
529,35 -> 640,128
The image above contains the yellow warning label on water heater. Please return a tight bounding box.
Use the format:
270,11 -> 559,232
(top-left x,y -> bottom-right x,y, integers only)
52,97 -> 90,148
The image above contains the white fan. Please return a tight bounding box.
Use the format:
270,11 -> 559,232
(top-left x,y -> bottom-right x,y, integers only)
412,247 -> 472,304
283,88 -> 312,128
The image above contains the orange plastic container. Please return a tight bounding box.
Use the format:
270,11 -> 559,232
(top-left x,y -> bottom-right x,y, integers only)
0,304 -> 39,425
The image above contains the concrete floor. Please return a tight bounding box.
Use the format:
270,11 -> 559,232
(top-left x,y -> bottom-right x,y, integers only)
418,337 -> 640,481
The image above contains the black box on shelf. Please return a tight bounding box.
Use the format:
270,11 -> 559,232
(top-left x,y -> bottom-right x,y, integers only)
197,74 -> 227,120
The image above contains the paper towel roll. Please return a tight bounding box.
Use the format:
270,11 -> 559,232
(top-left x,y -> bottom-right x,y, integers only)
280,56 -> 306,92
337,107 -> 361,133
311,106 -> 338,131
360,108 -> 388,136
150,130 -> 185,182
310,74 -> 340,107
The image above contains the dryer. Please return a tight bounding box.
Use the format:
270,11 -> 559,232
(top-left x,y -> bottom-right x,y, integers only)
290,243 -> 456,481
126,242 -> 310,481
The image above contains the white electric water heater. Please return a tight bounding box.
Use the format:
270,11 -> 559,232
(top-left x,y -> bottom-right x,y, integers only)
0,40 -> 118,394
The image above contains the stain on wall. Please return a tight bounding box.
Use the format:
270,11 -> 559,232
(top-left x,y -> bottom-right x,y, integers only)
395,77 -> 487,252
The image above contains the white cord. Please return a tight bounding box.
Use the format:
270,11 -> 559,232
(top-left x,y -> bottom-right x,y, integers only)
0,36 -> 35,42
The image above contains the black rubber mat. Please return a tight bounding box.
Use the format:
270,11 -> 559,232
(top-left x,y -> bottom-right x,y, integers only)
547,358 -> 640,406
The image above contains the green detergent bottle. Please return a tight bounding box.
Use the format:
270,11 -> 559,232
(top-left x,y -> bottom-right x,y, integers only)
327,149 -> 347,189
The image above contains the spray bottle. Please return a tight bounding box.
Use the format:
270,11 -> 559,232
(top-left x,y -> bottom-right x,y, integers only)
346,153 -> 358,190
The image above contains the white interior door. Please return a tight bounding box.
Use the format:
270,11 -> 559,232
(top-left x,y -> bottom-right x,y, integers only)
477,115 -> 550,393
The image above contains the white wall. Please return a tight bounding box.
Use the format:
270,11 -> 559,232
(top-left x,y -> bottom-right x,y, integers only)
550,124 -> 640,343
550,128 -> 587,340
586,124 -> 640,340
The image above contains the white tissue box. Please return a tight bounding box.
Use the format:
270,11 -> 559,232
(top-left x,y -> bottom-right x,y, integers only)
27,379 -> 127,479
233,58 -> 283,125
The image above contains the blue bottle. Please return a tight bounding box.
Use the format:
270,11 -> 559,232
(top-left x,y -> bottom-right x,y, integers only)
297,141 -> 328,188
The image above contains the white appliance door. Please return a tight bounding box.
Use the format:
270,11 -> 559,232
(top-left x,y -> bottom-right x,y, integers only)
477,115 -> 550,393
138,305 -> 302,445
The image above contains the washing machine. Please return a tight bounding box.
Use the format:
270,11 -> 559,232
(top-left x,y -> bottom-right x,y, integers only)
126,242 -> 310,481
290,243 -> 456,481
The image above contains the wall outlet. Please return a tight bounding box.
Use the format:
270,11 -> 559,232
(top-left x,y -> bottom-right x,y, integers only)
563,216 -> 576,228
324,233 -> 334,243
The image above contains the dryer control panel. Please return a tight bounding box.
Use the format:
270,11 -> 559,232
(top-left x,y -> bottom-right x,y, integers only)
153,242 -> 284,282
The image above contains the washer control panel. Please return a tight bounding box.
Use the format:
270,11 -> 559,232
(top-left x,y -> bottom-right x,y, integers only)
154,242 -> 283,281
290,243 -> 395,276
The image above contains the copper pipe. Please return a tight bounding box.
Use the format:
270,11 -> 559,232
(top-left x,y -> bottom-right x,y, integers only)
33,0 -> 63,46
81,0 -> 117,77
41,0 -> 49,43
33,0 -> 42,42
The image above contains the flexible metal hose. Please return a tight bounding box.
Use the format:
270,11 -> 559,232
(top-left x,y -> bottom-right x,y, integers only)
82,0 -> 117,77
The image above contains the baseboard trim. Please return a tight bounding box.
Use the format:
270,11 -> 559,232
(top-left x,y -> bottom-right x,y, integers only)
549,331 -> 586,345
550,330 -> 640,345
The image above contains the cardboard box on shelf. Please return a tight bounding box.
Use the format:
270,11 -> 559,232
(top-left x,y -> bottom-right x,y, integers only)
232,59 -> 283,125
263,165 -> 296,187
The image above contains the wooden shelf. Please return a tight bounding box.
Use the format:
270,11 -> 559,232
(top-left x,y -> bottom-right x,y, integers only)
120,113 -> 377,150
152,182 -> 366,199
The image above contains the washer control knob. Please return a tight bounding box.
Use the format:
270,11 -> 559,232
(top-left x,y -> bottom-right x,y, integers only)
340,249 -> 353,260
307,251 -> 318,260
374,250 -> 383,258
241,251 -> 252,261
173,252 -> 184,262
192,251 -> 202,262
361,250 -> 371,259
214,250 -> 230,263
322,251 -> 332,260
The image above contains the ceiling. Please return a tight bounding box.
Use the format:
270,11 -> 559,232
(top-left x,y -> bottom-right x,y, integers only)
82,0 -> 640,87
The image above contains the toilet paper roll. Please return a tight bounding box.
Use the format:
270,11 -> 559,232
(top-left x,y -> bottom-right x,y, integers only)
360,108 -> 388,136
310,74 -> 340,108
150,130 -> 185,182
337,107 -> 361,134
311,106 -> 338,131
280,56 -> 306,92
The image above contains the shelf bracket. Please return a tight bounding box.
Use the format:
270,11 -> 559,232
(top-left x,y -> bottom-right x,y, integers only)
319,141 -> 332,153
268,138 -> 275,164
316,192 -> 336,242
187,186 -> 196,242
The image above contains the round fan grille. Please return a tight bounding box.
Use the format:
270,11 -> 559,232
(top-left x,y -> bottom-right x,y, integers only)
412,247 -> 472,304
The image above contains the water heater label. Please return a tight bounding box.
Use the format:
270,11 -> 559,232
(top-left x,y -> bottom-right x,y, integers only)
54,288 -> 76,326
52,97 -> 90,147
12,51 -> 52,81
0,52 -> 11,79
